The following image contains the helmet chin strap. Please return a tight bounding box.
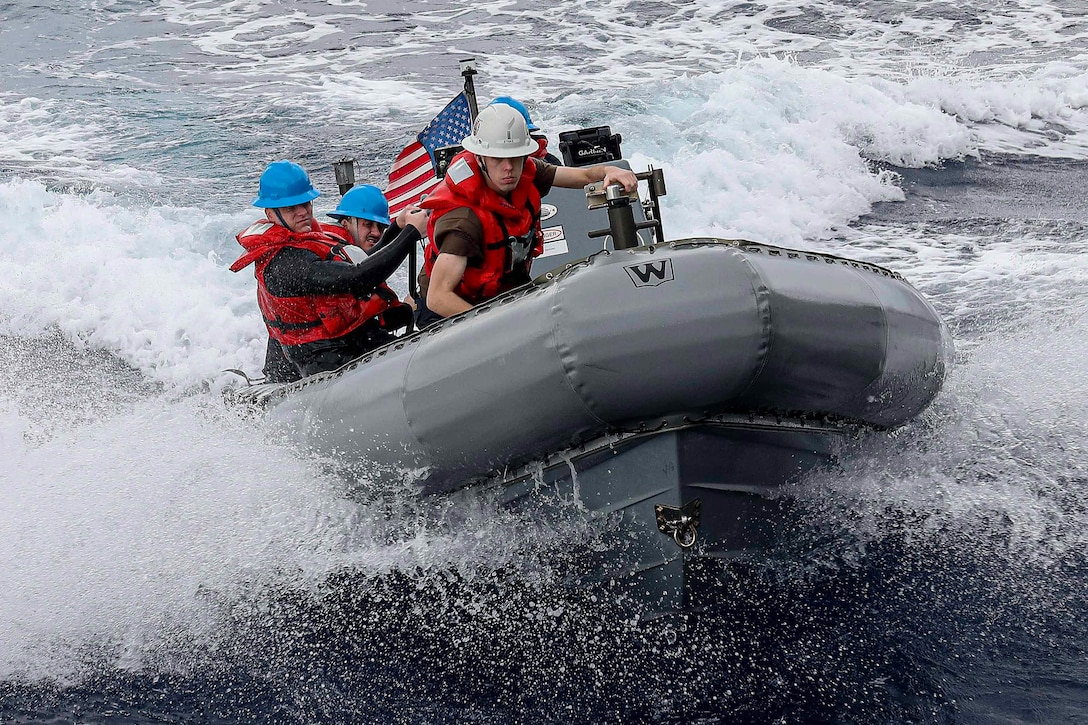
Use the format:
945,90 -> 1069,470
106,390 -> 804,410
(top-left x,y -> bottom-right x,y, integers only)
476,154 -> 504,197
273,207 -> 291,230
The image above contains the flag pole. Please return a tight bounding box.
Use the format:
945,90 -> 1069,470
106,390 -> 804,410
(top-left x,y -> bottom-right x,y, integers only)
407,221 -> 420,331
459,57 -> 479,121
396,59 -> 476,326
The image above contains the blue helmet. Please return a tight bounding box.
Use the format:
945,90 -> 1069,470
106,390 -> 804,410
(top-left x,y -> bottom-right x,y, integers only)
327,184 -> 390,225
489,95 -> 539,132
252,160 -> 320,209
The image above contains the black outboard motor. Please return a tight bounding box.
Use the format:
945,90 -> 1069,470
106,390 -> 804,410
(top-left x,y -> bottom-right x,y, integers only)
559,126 -> 623,167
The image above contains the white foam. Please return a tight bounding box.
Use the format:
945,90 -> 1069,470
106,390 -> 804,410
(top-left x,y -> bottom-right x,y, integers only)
592,58 -> 968,245
0,388 -> 593,680
0,178 -> 264,390
0,397 -> 357,679
0,398 -> 29,454
13,0 -> 1082,156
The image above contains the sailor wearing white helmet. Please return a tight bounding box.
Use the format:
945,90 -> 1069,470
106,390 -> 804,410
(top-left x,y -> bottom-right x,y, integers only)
416,103 -> 636,327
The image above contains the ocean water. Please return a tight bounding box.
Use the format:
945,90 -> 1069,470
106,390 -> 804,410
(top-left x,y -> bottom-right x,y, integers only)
2,1 -> 1087,722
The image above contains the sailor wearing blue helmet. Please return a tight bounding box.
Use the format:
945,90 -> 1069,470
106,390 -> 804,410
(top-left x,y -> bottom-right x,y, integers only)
327,184 -> 392,255
251,159 -> 322,231
489,95 -> 539,131
488,96 -> 562,165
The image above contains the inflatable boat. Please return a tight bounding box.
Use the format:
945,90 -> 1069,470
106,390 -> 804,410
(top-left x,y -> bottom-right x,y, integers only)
229,150 -> 951,614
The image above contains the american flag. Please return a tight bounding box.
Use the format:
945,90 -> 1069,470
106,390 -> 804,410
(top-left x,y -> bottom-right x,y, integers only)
385,92 -> 473,215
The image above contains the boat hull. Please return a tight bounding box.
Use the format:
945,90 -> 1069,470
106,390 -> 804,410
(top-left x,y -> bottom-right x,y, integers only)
247,239 -> 949,495
490,414 -> 852,615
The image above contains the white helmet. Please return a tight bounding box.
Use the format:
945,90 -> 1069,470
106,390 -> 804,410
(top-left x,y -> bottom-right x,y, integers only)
461,103 -> 537,158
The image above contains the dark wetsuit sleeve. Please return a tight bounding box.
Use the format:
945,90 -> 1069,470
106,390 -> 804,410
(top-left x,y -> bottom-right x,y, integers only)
264,226 -> 422,298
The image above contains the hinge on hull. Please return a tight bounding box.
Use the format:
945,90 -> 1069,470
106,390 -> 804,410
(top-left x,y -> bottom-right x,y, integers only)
654,499 -> 702,549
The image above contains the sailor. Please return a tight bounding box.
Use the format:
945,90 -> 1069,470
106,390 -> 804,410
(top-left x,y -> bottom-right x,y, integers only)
231,160 -> 427,381
489,96 -> 563,165
326,184 -> 391,256
416,104 -> 637,327
327,183 -> 421,313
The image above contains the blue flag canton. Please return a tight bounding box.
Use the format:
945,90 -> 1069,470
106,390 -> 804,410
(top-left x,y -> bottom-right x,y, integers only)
418,93 -> 473,157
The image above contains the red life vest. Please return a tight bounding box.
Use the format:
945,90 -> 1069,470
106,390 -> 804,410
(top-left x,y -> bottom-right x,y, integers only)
531,137 -> 549,160
230,220 -> 403,347
420,152 -> 543,304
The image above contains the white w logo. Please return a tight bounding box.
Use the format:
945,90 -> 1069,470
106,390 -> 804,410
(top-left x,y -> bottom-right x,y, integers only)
624,259 -> 674,287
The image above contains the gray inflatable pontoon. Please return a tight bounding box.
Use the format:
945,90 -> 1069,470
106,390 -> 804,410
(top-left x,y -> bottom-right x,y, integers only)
229,165 -> 951,614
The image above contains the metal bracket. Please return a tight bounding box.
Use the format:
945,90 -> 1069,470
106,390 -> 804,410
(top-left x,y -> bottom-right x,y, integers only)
586,167 -> 668,247
654,499 -> 702,549
585,181 -> 639,210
